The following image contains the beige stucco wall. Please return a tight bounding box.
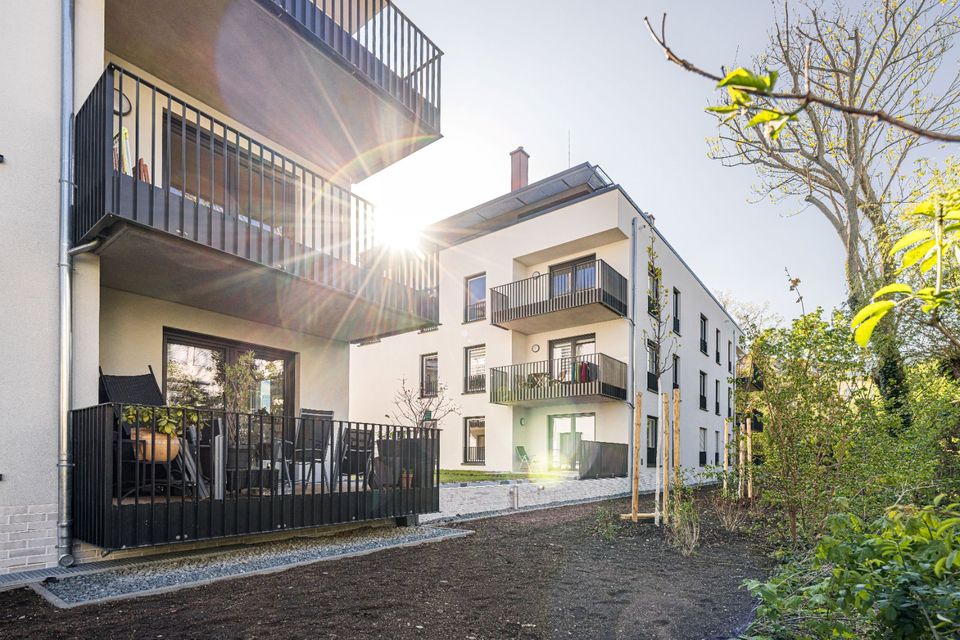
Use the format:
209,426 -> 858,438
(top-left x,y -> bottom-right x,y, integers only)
99,288 -> 350,418
0,1 -> 104,515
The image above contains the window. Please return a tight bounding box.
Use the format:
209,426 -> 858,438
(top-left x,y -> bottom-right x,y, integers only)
549,334 -> 596,380
699,371 -> 707,410
163,329 -> 294,415
464,344 -> 486,393
714,430 -> 720,466
715,379 -> 721,415
699,315 -> 708,354
420,353 -> 438,397
672,354 -> 680,389
699,428 -> 707,467
672,288 -> 681,334
550,255 -> 597,298
646,416 -> 658,468
647,262 -> 661,316
715,328 -> 721,364
727,340 -> 733,373
727,387 -> 732,418
464,273 -> 486,322
464,417 -> 485,464
646,340 -> 659,392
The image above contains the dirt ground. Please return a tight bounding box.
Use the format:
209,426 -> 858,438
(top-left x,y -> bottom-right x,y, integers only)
0,495 -> 771,640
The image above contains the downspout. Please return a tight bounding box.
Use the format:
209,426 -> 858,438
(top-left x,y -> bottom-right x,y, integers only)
57,0 -> 76,567
627,217 -> 637,498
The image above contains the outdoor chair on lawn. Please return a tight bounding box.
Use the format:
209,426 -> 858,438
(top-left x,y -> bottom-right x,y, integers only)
99,366 -> 206,499
516,445 -> 535,472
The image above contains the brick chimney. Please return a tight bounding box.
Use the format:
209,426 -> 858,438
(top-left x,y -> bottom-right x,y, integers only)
510,147 -> 529,191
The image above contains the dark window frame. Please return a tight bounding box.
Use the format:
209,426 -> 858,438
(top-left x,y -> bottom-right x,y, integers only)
698,370 -> 708,411
463,344 -> 486,394
672,354 -> 680,389
161,327 -> 296,413
646,415 -> 658,468
715,379 -> 721,415
672,287 -> 681,334
463,416 -> 486,465
699,314 -> 708,355
420,352 -> 439,398
548,254 -> 597,298
463,272 -> 487,323
699,427 -> 708,467
715,328 -> 721,364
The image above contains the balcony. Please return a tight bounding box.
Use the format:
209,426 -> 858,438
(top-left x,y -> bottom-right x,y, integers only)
490,260 -> 628,334
489,354 -> 627,407
75,65 -> 438,342
104,0 -> 441,182
463,446 -> 485,465
71,404 -> 439,550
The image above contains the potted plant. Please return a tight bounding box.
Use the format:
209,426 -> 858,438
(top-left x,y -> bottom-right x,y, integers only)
123,405 -> 200,463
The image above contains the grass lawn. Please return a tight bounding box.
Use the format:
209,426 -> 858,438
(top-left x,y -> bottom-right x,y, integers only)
438,469 -> 561,484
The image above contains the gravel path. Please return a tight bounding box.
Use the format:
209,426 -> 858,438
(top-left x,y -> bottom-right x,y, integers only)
36,526 -> 468,607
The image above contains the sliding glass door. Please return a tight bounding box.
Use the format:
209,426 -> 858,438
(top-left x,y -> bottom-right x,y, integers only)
547,413 -> 596,470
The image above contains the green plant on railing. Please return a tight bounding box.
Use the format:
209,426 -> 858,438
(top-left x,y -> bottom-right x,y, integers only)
745,496 -> 960,639
122,404 -> 203,437
851,183 -> 960,349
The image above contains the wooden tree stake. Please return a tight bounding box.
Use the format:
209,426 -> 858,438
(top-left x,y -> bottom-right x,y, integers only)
722,419 -> 729,494
672,388 -> 681,491
622,392 -> 654,522
746,416 -> 754,500
738,423 -> 745,499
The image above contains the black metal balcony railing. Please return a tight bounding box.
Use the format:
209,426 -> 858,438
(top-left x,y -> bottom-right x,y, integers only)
715,401 -> 721,415
716,351 -> 721,365
71,404 -> 439,550
490,260 -> 628,326
700,339 -> 708,354
74,65 -> 439,323
673,317 -> 681,334
463,446 -> 484,465
464,374 -> 486,394
489,354 -> 628,405
699,451 -> 707,467
464,300 -> 486,323
699,395 -> 708,411
272,0 -> 442,130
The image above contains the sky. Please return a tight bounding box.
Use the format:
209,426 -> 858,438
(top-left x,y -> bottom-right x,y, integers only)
351,1 -> 863,322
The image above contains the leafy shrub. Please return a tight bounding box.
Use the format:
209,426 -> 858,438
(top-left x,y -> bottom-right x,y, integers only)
710,490 -> 749,533
745,497 -> 960,639
592,506 -> 618,541
667,486 -> 701,556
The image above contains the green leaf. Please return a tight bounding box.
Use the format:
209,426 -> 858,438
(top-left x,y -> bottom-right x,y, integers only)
717,67 -> 778,92
851,300 -> 895,347
706,104 -> 739,114
768,116 -> 792,140
727,86 -> 752,106
889,229 -> 932,255
746,109 -> 784,127
919,253 -> 939,274
872,283 -> 912,299
900,239 -> 935,270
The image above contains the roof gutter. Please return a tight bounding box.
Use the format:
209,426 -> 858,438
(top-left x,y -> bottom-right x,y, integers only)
57,0 -> 76,568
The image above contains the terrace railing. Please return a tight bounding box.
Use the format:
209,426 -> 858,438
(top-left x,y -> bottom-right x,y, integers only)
490,260 -> 628,327
489,353 -> 627,405
71,404 -> 440,550
463,446 -> 484,465
271,0 -> 442,130
74,65 -> 439,324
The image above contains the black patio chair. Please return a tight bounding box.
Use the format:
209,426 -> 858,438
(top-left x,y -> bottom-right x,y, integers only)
338,427 -> 375,488
98,367 -> 204,498
296,412 -> 334,489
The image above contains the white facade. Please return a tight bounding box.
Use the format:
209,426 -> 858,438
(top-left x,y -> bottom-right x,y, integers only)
350,169 -> 740,474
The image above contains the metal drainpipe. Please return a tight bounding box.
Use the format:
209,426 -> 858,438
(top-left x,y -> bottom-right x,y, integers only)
627,217 -> 637,483
56,0 -> 76,568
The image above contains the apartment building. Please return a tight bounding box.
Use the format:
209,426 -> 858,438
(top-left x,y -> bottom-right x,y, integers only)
0,0 -> 442,574
350,151 -> 740,474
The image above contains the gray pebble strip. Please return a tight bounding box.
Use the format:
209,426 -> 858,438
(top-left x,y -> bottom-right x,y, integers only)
36,526 -> 468,607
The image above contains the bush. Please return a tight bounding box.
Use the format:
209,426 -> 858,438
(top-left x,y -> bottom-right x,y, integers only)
710,490 -> 749,533
745,497 -> 960,639
667,487 -> 701,556
592,506 -> 618,541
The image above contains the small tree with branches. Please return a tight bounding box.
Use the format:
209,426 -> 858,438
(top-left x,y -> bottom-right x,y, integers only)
389,378 -> 460,428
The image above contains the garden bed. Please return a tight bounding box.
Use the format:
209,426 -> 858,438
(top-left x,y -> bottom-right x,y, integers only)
0,493 -> 771,639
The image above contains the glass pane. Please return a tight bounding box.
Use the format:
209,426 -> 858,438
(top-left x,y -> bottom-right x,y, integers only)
468,346 -> 486,376
551,267 -> 572,296
249,357 -> 285,416
646,418 -> 657,448
574,415 -> 596,441
466,276 -> 485,306
422,355 -> 438,394
165,342 -> 225,408
574,262 -> 596,290
466,418 -> 485,447
574,338 -> 595,357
